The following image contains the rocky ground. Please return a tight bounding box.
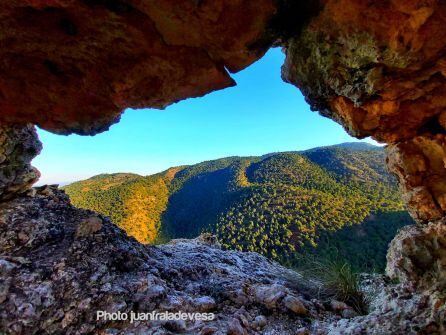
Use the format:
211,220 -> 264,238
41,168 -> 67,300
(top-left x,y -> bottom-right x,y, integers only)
0,186 -> 444,334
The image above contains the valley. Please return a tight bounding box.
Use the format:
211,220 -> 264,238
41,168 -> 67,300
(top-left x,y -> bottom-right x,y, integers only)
64,143 -> 413,272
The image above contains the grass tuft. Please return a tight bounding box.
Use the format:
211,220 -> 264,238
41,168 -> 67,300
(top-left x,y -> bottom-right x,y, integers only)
286,252 -> 369,315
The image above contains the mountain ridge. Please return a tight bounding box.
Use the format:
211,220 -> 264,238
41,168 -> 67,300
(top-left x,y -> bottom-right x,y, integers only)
64,142 -> 383,186
64,142 -> 412,271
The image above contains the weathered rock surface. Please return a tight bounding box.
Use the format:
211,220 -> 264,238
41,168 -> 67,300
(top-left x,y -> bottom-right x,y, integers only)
280,0 -> 446,226
386,221 -> 446,289
387,136 -> 446,222
324,274 -> 446,335
282,0 -> 446,144
0,124 -> 41,202
0,187 -> 333,334
0,0 -> 276,134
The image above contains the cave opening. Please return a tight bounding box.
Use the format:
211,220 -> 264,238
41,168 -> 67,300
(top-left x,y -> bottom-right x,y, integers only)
28,47 -> 403,276
1,0 -> 445,333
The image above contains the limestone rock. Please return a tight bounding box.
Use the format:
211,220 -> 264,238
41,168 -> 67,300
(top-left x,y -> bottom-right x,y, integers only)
252,315 -> 267,330
251,283 -> 288,309
386,221 -> 446,289
341,308 -> 358,319
0,183 -> 443,334
325,274 -> 446,334
295,328 -> 310,335
330,300 -> 350,313
0,124 -> 42,202
193,296 -> 216,312
227,318 -> 246,335
164,319 -> 187,332
200,326 -> 218,335
387,136 -> 446,222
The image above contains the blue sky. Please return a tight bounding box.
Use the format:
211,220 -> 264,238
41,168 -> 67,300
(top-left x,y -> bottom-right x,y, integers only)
34,48 -> 376,185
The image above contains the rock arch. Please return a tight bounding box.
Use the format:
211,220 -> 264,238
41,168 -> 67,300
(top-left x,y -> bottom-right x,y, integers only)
1,0 -> 446,333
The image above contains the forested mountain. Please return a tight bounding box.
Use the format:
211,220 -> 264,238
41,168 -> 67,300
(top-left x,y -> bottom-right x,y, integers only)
64,143 -> 413,271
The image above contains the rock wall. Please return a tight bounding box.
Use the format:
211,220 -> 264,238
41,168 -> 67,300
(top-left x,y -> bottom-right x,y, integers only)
385,137 -> 446,299
386,136 -> 446,223
0,124 -> 41,202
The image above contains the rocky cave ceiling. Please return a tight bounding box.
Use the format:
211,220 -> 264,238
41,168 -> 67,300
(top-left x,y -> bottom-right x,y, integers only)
0,0 -> 280,135
0,0 -> 444,139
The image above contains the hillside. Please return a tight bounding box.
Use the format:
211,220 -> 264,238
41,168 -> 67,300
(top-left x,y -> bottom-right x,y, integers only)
64,143 -> 413,271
